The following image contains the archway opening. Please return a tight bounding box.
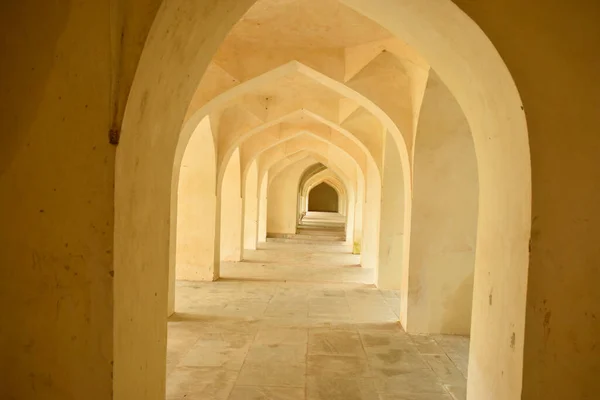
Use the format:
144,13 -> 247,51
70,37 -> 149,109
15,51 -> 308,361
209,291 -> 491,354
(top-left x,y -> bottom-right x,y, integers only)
170,116 -> 217,314
218,148 -> 242,263
308,182 -> 339,213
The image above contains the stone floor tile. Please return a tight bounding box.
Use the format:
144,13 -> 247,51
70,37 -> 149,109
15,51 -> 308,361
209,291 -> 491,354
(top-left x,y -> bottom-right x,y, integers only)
179,344 -> 248,371
307,354 -> 371,377
258,316 -> 310,329
357,321 -> 405,333
372,367 -> 448,395
444,384 -> 467,400
380,290 -> 398,298
308,328 -> 366,357
236,362 -> 306,387
168,242 -> 469,400
254,327 -> 308,345
379,393 -> 454,400
264,306 -> 308,318
191,331 -> 255,349
309,312 -> 353,321
432,335 -> 470,378
422,354 -> 466,386
306,376 -> 380,400
245,343 -> 307,364
166,367 -> 238,399
367,348 -> 429,370
360,331 -> 416,354
228,386 -> 305,400
306,320 -> 358,330
410,334 -> 447,355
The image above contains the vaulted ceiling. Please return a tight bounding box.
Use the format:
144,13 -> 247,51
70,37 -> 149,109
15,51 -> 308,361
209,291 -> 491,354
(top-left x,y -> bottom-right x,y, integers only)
183,0 -> 437,187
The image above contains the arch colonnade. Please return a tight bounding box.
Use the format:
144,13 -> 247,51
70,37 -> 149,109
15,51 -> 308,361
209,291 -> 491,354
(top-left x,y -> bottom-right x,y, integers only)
3,0 -> 599,399
115,1 -> 527,398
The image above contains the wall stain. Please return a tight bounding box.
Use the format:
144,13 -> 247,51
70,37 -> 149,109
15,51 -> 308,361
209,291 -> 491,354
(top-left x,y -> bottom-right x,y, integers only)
543,310 -> 552,344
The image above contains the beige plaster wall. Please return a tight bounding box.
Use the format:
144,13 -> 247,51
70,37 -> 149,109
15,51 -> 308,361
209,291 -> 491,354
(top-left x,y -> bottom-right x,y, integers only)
243,160 -> 259,250
175,116 -> 217,282
406,71 -> 478,335
451,1 -> 600,397
377,131 -> 406,290
308,183 -> 339,212
360,158 -> 382,269
219,148 -> 243,262
257,171 -> 269,243
344,193 -> 355,245
0,2 -> 118,398
267,163 -> 305,235
353,172 -> 365,254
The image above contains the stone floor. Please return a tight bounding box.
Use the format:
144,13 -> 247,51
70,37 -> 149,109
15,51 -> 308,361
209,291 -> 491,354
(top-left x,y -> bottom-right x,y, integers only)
167,242 -> 469,400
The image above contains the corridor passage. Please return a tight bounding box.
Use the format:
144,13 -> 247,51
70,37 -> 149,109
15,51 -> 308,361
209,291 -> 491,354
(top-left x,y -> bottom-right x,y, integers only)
166,241 -> 469,400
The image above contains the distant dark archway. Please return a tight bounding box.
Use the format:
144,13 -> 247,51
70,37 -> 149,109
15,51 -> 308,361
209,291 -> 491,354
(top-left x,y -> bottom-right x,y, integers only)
308,182 -> 339,212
